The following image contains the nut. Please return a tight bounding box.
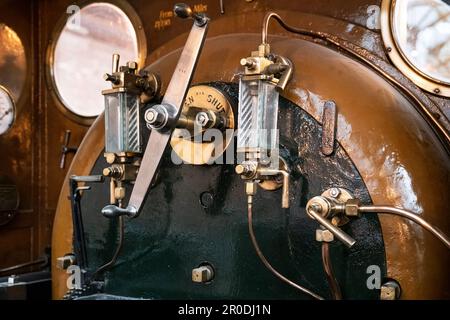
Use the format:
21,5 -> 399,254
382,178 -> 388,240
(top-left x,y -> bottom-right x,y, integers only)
192,265 -> 214,283
144,106 -> 167,128
245,182 -> 257,196
329,188 -> 340,198
114,187 -> 126,200
344,198 -> 361,217
316,229 -> 334,242
195,111 -> 215,128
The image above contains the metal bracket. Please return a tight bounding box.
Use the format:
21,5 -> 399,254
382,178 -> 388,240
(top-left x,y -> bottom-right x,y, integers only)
321,101 -> 337,156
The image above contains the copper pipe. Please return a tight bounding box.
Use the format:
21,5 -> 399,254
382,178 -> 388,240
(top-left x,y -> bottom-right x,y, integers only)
247,197 -> 324,300
321,242 -> 342,300
91,214 -> 125,280
359,206 -> 450,249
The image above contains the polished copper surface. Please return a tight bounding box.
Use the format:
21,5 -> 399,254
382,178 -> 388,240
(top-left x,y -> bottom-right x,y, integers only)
52,32 -> 449,299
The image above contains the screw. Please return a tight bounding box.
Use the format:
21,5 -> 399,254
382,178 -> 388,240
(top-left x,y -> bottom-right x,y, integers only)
329,188 -> 340,198
195,112 -> 209,126
434,88 -> 440,94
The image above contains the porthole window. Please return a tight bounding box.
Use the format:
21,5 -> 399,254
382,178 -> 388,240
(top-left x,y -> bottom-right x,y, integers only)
381,0 -> 450,96
48,1 -> 146,122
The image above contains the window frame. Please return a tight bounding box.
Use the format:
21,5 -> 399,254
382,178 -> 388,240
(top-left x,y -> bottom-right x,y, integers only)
380,0 -> 450,97
45,0 -> 147,125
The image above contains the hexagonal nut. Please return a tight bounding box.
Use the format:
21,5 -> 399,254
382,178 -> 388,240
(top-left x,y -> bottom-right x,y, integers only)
316,229 -> 334,242
192,266 -> 214,283
344,198 -> 361,217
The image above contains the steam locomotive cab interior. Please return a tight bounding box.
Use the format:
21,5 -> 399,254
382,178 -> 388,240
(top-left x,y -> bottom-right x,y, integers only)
0,0 -> 449,301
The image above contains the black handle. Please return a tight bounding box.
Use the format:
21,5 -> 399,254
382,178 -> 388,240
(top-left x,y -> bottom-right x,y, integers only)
174,3 -> 208,26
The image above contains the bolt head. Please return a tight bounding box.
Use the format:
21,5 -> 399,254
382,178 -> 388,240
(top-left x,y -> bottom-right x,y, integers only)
144,106 -> 167,128
195,111 -> 214,128
145,109 -> 156,122
329,188 -> 340,198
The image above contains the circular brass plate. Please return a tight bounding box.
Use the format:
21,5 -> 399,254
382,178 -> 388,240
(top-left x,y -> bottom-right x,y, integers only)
170,85 -> 235,165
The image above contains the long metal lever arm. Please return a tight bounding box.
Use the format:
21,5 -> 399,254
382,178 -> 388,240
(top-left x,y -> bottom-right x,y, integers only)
102,11 -> 209,218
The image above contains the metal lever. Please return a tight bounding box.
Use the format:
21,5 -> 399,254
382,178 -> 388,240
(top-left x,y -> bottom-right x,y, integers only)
60,130 -> 78,169
174,3 -> 208,26
101,4 -> 209,218
307,206 -> 356,248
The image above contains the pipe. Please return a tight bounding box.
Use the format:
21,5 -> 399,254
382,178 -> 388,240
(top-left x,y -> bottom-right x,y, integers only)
247,196 -> 324,300
359,206 -> 450,249
321,242 -> 342,300
91,215 -> 125,280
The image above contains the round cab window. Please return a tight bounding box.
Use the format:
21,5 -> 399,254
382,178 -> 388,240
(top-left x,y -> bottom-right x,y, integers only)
392,0 -> 450,84
52,3 -> 140,118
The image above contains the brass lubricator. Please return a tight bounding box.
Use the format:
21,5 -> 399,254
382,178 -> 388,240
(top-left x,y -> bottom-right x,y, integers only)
102,54 -> 160,206
235,36 -> 293,208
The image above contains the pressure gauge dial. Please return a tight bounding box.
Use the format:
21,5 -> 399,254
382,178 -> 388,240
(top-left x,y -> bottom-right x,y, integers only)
0,85 -> 16,135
